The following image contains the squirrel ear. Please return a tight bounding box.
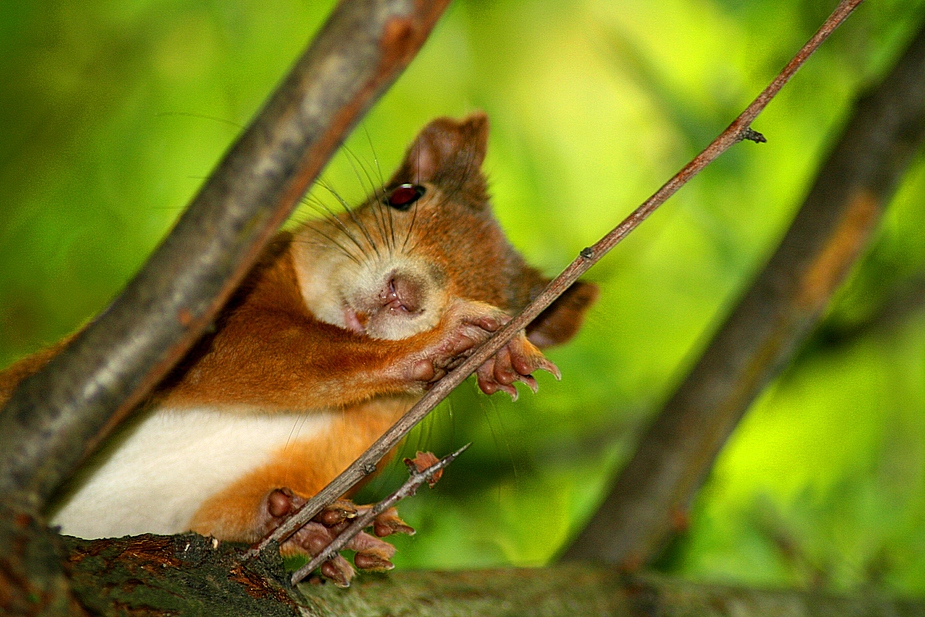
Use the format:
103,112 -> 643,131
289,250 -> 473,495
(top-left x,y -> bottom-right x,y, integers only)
388,112 -> 489,186
526,281 -> 599,349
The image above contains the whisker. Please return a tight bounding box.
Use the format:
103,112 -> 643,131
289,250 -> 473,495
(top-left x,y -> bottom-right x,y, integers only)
400,199 -> 420,255
316,180 -> 381,260
361,125 -> 387,191
297,226 -> 363,266
300,192 -> 367,260
370,189 -> 399,259
357,127 -> 398,255
155,111 -> 244,131
342,146 -> 390,253
349,140 -> 394,253
342,143 -> 385,207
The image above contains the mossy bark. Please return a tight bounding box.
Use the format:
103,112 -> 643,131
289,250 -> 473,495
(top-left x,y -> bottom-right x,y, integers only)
63,534 -> 300,617
55,534 -> 925,617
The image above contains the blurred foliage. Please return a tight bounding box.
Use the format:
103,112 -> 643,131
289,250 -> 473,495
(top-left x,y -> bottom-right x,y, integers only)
2,0 -> 924,597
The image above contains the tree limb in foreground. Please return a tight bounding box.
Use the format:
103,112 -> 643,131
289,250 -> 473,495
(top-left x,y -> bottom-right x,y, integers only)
60,536 -> 925,617
0,0 -> 449,614
296,567 -> 925,617
563,13 -> 925,568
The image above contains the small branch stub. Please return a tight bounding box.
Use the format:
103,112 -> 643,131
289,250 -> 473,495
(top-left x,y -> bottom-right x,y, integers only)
740,127 -> 768,143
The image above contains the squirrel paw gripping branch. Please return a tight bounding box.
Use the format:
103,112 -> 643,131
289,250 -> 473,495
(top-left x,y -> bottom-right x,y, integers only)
0,113 -> 597,585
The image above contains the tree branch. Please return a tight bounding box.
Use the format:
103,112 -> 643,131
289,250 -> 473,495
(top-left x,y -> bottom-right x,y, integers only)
0,0 -> 449,613
295,566 -> 925,617
252,0 -> 865,558
60,537 -> 925,616
562,11 -> 925,567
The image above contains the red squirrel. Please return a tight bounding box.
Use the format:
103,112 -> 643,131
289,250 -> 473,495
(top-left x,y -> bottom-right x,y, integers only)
0,113 -> 597,585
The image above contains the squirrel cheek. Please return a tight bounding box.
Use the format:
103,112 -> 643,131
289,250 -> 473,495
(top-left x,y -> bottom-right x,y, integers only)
342,307 -> 367,334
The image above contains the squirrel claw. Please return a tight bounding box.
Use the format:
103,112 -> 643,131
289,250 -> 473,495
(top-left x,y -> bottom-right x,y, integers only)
345,529 -> 396,562
474,329 -> 556,399
519,374 -> 539,394
314,499 -> 358,527
354,552 -> 395,571
370,506 -> 416,537
319,555 -> 355,588
539,360 -> 561,381
543,358 -> 562,381
352,505 -> 416,538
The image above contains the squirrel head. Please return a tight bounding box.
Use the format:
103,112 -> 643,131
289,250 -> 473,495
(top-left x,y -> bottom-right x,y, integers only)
291,113 -> 597,345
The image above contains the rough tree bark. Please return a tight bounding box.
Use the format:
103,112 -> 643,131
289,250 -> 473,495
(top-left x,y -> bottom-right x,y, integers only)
62,536 -> 925,617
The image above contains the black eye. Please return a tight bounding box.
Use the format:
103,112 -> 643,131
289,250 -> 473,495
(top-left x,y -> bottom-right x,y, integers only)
385,184 -> 425,210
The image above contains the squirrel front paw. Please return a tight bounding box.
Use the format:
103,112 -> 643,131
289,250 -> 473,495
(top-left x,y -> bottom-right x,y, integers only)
263,489 -> 414,587
404,300 -> 559,400
474,331 -> 560,400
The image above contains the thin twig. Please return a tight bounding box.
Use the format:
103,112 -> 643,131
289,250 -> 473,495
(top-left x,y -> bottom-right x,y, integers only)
289,444 -> 470,585
250,0 -> 864,558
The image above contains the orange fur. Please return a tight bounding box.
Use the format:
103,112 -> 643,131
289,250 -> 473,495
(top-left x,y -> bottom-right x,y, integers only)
189,396 -> 413,543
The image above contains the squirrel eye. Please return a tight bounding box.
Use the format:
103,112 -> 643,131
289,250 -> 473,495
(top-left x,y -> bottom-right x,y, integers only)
385,184 -> 425,210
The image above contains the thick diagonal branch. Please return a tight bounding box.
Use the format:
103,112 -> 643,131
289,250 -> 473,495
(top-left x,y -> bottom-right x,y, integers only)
0,3 -> 449,613
0,0 -> 449,514
563,16 -> 925,567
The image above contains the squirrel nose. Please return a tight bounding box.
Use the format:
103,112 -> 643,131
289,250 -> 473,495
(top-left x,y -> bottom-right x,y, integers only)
379,272 -> 423,315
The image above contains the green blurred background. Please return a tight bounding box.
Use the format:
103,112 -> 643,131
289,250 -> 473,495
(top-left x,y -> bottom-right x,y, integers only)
2,0 -> 924,595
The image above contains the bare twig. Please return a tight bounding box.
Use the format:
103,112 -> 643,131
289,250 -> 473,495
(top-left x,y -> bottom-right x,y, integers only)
563,9 -> 925,567
252,0 -> 865,558
290,444 -> 469,585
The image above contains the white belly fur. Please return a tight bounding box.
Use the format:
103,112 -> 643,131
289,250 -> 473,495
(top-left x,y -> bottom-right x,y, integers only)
49,406 -> 333,539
